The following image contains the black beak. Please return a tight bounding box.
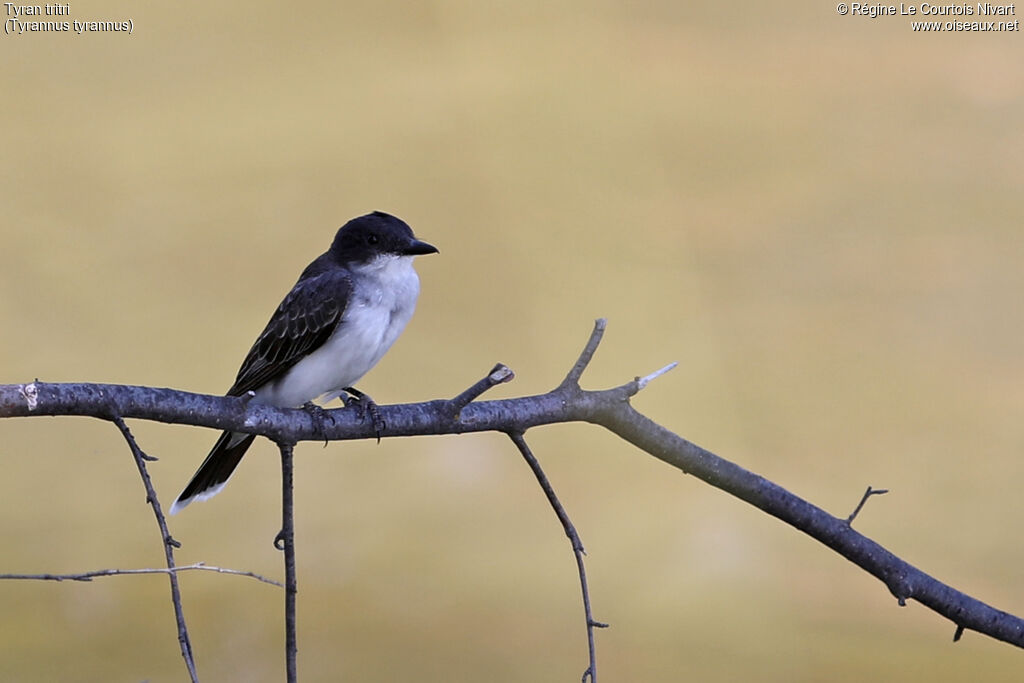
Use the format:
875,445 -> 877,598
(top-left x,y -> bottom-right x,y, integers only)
404,239 -> 439,256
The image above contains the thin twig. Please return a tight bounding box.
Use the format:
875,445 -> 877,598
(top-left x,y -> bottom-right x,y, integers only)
508,431 -> 607,683
846,486 -> 889,525
274,441 -> 298,683
111,415 -> 198,683
446,363 -> 515,418
0,562 -> 282,587
559,318 -> 607,390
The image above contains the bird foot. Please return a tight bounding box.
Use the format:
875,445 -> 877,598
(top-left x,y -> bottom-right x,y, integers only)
301,401 -> 333,446
342,387 -> 385,443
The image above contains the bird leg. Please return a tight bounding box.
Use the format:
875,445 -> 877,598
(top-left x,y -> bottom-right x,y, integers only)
342,387 -> 385,443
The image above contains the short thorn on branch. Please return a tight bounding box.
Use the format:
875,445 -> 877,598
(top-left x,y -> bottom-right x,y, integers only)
954,624 -> 966,642
634,362 -> 678,392
846,486 -> 889,525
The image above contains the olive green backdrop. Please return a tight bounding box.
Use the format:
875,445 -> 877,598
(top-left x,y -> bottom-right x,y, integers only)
2,1 -> 1022,680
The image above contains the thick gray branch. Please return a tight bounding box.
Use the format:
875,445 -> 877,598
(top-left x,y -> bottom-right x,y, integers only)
2,323 -> 1022,650
587,399 -> 1024,647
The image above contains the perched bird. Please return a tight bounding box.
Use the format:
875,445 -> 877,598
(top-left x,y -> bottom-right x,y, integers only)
170,211 -> 438,514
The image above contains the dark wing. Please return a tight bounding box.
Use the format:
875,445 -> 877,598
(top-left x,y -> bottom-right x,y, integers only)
227,266 -> 352,396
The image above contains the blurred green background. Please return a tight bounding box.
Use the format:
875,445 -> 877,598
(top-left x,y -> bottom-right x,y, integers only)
2,1 -> 1023,680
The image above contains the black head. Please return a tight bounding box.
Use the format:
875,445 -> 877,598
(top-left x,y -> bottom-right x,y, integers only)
329,211 -> 438,264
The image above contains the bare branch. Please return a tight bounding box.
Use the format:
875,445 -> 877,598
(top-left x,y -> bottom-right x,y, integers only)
0,562 -> 282,587
274,441 -> 298,683
2,320 -> 1023,650
112,415 -> 198,683
559,318 -> 607,390
508,431 -> 607,683
590,401 -> 1024,645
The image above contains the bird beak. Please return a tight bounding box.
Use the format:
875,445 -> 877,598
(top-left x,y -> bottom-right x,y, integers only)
405,239 -> 439,256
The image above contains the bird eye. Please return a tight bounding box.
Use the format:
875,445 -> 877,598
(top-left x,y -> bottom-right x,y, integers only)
367,235 -> 379,245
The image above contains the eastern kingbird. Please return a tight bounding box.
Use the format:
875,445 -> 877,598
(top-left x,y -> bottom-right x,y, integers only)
170,211 -> 438,514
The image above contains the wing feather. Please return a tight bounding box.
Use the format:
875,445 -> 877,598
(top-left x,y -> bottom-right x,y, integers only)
227,266 -> 351,396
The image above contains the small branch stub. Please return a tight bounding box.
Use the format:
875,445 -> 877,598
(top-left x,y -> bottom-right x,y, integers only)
446,363 -> 515,419
846,486 -> 889,525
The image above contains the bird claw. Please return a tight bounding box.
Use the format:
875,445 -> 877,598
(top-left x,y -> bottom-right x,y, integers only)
342,387 -> 385,443
301,402 -> 333,446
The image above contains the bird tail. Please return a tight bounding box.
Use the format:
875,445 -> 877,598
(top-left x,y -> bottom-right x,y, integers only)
169,431 -> 256,514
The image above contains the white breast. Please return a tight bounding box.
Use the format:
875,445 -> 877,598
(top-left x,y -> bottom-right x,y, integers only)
255,255 -> 421,407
